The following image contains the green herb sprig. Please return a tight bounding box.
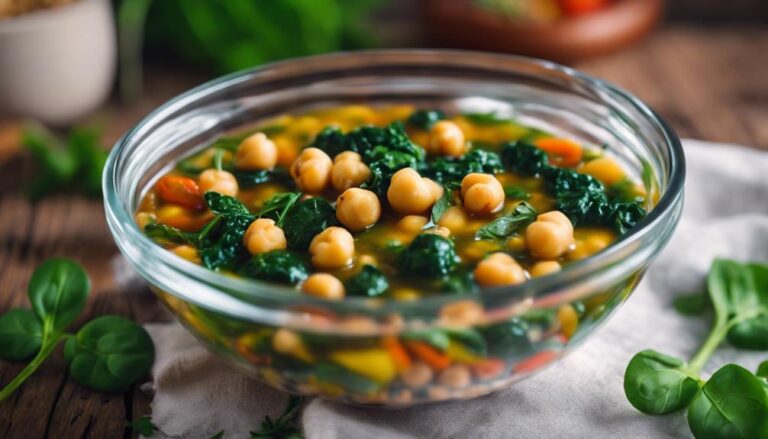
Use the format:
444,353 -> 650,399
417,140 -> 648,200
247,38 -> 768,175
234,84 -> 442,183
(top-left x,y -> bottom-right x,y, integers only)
475,201 -> 537,241
623,258 -> 768,438
21,123 -> 108,200
0,259 -> 155,401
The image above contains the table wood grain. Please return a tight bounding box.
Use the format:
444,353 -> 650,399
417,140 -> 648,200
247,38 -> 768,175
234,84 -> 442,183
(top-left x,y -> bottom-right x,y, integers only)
0,26 -> 766,439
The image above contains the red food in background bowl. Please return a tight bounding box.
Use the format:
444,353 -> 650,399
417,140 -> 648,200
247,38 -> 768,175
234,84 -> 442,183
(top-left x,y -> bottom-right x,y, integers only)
424,0 -> 664,62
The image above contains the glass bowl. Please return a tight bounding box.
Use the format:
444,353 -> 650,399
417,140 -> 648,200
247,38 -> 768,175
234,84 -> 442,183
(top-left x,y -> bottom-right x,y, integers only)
103,50 -> 685,407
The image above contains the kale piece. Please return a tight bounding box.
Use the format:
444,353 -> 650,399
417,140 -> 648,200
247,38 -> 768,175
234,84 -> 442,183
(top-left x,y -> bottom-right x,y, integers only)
399,234 -> 459,278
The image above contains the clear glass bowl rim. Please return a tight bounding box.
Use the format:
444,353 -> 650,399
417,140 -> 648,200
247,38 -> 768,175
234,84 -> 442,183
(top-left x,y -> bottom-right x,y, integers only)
103,49 -> 685,320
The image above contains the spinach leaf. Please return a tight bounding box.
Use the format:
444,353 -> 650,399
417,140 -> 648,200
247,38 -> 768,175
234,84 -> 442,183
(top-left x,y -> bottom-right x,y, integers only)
362,146 -> 421,198
439,269 -> 477,294
421,149 -> 503,185
257,192 -> 302,227
28,258 -> 90,335
406,109 -> 446,130
398,234 -> 459,279
501,140 -> 549,176
240,250 -> 309,284
608,178 -> 643,203
283,198 -> 337,249
344,265 -> 389,297
0,309 -> 43,361
463,112 -> 512,125
475,201 -> 537,240
623,350 -> 700,415
64,315 -> 155,392
446,328 -> 487,357
199,214 -> 254,270
503,185 -> 530,200
315,362 -> 380,395
205,192 -> 251,216
431,181 -> 460,224
478,318 -> 531,358
687,364 -> 768,439
144,223 -> 197,245
233,168 -> 292,189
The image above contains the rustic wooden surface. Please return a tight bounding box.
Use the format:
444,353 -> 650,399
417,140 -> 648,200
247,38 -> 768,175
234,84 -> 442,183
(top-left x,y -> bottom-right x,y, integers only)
0,26 -> 766,439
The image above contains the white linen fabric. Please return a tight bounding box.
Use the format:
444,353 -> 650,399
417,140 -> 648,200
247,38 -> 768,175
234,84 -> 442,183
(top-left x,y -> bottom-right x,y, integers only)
134,140 -> 768,439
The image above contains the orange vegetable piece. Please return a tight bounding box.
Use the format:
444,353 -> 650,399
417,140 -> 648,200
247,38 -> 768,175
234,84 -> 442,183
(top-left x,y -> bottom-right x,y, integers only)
471,359 -> 506,380
156,175 -> 205,210
383,336 -> 411,372
405,341 -> 451,371
513,350 -> 559,374
535,138 -> 583,168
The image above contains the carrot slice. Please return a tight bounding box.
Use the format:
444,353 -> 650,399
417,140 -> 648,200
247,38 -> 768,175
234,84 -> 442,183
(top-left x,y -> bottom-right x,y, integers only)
383,336 -> 411,372
405,341 -> 451,371
535,138 -> 583,168
156,175 -> 205,210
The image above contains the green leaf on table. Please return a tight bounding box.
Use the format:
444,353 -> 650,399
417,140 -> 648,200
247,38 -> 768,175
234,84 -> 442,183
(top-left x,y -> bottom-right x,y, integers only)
28,258 -> 90,335
126,415 -> 157,437
250,395 -> 304,439
757,361 -> 768,379
673,292 -> 710,317
21,123 -> 108,200
728,316 -> 768,351
687,364 -> 768,439
623,350 -> 700,415
475,201 -> 537,240
64,315 -> 155,392
0,309 -> 43,361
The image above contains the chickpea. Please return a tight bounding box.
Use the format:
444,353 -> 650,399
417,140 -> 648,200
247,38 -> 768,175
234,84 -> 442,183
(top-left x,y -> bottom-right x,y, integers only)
439,300 -> 484,326
437,206 -> 469,233
172,245 -> 199,263
397,215 -> 429,234
428,120 -> 466,157
135,212 -> 156,230
199,169 -> 239,197
274,137 -> 299,168
336,188 -> 381,231
290,147 -> 332,193
400,361 -> 433,389
272,328 -> 313,362
331,152 -> 371,192
438,364 -> 471,389
243,218 -> 287,255
530,261 -> 561,277
302,273 -> 345,300
387,168 -> 438,214
425,178 -> 444,201
309,226 -> 355,269
526,211 -> 575,259
235,132 -> 277,170
460,173 -> 505,215
474,252 -> 527,287
557,304 -> 579,339
425,226 -> 451,238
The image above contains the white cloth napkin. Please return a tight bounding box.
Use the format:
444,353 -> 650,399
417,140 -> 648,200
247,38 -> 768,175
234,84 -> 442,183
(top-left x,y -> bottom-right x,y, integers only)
136,140 -> 768,439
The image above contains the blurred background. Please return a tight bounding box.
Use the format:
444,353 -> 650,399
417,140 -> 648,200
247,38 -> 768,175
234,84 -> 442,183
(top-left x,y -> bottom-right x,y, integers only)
0,2 -> 767,435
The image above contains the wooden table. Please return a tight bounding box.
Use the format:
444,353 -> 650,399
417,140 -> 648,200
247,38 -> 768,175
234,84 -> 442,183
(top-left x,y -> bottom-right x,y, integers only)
0,26 -> 766,438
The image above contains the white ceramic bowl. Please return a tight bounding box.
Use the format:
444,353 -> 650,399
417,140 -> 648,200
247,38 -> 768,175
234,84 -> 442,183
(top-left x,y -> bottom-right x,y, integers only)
0,0 -> 116,125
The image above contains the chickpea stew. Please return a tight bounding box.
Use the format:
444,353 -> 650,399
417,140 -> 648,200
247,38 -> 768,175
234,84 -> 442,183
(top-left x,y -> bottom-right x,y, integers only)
137,105 -> 650,300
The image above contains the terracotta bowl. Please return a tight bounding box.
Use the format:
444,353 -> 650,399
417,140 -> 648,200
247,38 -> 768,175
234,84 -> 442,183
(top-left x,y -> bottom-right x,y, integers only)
423,0 -> 664,62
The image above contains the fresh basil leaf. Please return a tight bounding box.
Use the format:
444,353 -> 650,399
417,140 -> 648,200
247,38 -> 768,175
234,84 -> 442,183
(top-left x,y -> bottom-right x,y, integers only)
727,316 -> 768,350
757,361 -> 768,379
673,292 -> 711,317
475,201 -> 537,240
687,364 -> 768,439
28,259 -> 90,335
64,315 -> 155,392
0,309 -> 43,361
623,350 -> 700,415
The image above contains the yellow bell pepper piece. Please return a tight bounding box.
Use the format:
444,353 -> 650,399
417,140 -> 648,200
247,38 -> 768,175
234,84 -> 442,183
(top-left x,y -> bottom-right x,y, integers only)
445,341 -> 482,364
329,349 -> 397,383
